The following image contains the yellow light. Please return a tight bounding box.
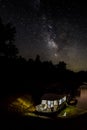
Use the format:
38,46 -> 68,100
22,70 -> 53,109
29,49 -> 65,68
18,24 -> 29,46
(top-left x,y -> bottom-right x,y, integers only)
9,95 -> 36,113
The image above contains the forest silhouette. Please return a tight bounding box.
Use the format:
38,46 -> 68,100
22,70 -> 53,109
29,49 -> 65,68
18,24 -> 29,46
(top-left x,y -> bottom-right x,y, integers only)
0,17 -> 87,98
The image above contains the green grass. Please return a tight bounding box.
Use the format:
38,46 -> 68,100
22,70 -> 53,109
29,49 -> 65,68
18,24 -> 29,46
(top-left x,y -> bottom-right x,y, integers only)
8,94 -> 87,119
58,105 -> 79,118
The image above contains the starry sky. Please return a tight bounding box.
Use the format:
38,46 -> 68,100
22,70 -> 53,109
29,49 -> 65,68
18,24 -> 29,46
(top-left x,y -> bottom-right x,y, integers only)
0,0 -> 87,71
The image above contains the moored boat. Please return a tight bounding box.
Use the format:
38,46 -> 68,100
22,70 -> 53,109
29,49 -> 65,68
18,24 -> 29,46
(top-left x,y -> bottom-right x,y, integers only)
35,93 -> 67,116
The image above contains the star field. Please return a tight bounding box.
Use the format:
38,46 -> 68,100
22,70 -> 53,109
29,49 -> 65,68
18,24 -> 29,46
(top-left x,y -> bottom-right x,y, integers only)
0,0 -> 87,71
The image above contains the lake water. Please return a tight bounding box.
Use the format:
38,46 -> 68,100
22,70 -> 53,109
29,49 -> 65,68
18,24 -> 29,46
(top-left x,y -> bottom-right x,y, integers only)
58,84 -> 87,118
76,84 -> 87,111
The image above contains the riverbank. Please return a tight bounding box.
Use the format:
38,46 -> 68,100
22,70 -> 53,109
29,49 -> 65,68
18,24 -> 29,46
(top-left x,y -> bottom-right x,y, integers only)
1,111 -> 87,130
1,85 -> 87,130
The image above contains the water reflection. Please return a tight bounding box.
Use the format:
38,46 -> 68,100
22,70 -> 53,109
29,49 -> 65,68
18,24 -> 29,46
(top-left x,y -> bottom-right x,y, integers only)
58,84 -> 87,118
76,85 -> 87,110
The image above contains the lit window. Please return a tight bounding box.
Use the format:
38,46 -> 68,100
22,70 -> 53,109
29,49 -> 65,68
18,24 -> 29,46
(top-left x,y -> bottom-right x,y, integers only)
59,99 -> 62,105
41,100 -> 46,104
50,101 -> 53,104
48,101 -> 51,108
48,100 -> 51,105
54,100 -> 58,105
50,101 -> 53,107
62,96 -> 66,103
51,104 -> 54,107
63,96 -> 66,101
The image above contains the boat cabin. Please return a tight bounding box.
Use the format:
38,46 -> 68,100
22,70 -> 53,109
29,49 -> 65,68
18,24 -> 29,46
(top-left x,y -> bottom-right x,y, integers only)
36,93 -> 67,113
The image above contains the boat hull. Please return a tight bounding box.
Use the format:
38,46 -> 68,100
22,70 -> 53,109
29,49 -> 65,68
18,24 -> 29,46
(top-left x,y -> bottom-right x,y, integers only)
35,103 -> 66,117
34,110 -> 59,117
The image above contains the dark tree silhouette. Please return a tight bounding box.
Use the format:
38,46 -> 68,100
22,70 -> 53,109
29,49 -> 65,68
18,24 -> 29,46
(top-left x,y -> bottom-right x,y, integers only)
57,61 -> 67,70
0,17 -> 18,60
35,54 -> 41,63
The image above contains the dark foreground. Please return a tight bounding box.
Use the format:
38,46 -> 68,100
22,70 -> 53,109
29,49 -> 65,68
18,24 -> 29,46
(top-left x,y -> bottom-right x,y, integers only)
1,111 -> 87,130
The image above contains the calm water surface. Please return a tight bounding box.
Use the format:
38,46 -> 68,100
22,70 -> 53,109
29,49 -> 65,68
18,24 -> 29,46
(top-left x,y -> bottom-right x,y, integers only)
76,85 -> 87,110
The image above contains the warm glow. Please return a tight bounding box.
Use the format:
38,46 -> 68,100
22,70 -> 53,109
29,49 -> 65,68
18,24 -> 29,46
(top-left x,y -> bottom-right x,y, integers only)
9,95 -> 35,113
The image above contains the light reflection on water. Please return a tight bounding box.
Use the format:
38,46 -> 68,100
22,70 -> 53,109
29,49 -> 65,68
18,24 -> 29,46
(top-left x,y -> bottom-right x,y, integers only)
76,85 -> 87,110
58,85 -> 87,118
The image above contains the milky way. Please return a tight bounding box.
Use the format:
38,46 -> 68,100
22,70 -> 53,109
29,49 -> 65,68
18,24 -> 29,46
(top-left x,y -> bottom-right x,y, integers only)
0,0 -> 87,71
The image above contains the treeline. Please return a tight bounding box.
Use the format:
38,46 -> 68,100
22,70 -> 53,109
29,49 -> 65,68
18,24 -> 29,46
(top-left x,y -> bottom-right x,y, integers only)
0,17 -> 87,96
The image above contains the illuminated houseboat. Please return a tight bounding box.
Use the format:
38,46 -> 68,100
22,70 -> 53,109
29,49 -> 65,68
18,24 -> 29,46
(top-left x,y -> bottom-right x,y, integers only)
35,93 -> 67,116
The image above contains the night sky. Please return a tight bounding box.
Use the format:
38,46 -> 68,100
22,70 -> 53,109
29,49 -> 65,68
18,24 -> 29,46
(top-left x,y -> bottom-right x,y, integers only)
0,0 -> 87,71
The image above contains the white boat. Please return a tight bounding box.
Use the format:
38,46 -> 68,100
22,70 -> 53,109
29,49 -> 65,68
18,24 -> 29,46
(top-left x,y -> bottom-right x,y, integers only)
35,93 -> 67,116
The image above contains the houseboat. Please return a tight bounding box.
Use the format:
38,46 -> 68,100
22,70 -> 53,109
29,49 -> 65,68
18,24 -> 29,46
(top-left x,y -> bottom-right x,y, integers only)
35,93 -> 67,116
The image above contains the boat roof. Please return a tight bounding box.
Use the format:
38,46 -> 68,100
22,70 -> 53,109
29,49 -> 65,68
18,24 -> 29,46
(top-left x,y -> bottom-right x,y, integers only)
41,93 -> 66,100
